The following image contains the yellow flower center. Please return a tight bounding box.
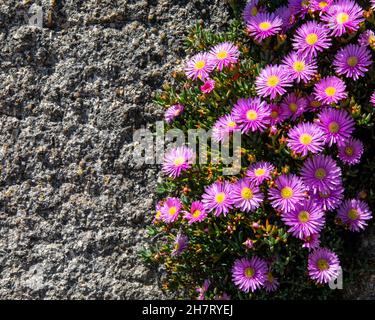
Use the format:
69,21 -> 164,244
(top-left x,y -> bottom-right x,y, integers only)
259,21 -> 272,31
319,191 -> 330,198
245,267 -> 255,278
317,259 -> 329,271
299,133 -> 313,145
315,168 -> 327,179
267,272 -> 274,282
298,210 -> 310,223
345,146 -> 353,156
325,86 -> 336,97
216,50 -> 228,60
347,56 -> 358,67
311,100 -> 321,108
319,1 -> 328,9
348,208 -> 359,220
254,168 -> 265,177
328,121 -> 339,133
192,210 -> 201,218
195,60 -> 206,70
281,187 -> 293,199
293,61 -> 305,72
173,156 -> 185,166
169,206 -> 177,216
251,7 -> 258,16
246,110 -> 258,121
215,192 -> 226,204
241,187 -> 254,200
271,110 -> 279,119
155,211 -> 161,219
227,121 -> 236,128
336,12 -> 349,24
306,33 -> 318,45
174,243 -> 180,251
289,103 -> 298,112
267,75 -> 280,87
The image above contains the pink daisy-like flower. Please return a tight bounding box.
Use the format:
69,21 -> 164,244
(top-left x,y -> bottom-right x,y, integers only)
160,197 -> 183,223
200,79 -> 215,93
338,137 -> 364,165
196,279 -> 211,300
232,257 -> 268,293
300,154 -> 342,194
255,65 -> 293,99
302,233 -> 321,250
288,0 -> 311,17
282,52 -> 318,84
310,184 -> 344,211
209,42 -> 239,71
281,92 -> 308,121
268,103 -> 288,125
243,0 -> 264,22
316,108 -> 355,146
309,0 -> 334,13
333,44 -> 373,80
212,114 -> 240,143
287,122 -> 325,157
231,97 -> 271,133
269,174 -> 307,214
246,161 -> 275,185
162,146 -> 195,178
281,199 -> 325,239
371,92 -> 375,106
185,52 -> 215,81
308,248 -> 341,284
306,94 -> 327,112
275,6 -> 296,32
202,181 -> 233,216
292,21 -> 332,58
264,272 -> 279,292
313,76 -> 347,105
337,199 -> 372,232
171,233 -> 188,256
246,12 -> 283,42
358,30 -> 375,48
184,201 -> 207,224
231,178 -> 264,213
153,201 -> 163,223
164,104 -> 184,124
321,0 -> 364,37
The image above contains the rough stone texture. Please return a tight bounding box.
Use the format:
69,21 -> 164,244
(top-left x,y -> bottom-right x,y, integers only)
0,0 -> 231,299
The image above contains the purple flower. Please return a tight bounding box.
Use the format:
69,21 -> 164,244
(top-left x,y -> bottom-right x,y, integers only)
337,199 -> 372,232
185,52 -> 215,81
162,146 -> 195,178
171,233 -> 188,256
244,238 -> 255,249
160,197 -> 183,223
288,0 -> 311,17
310,184 -> 344,211
309,0 -> 333,13
212,114 -> 240,142
209,42 -> 239,71
184,201 -> 207,224
275,6 -> 296,32
313,76 -> 347,105
269,174 -> 307,214
371,91 -> 375,106
232,97 -> 271,133
316,108 -> 355,146
264,272 -> 280,292
231,178 -> 264,212
306,94 -> 327,112
200,79 -> 215,93
281,199 -> 325,239
246,12 -> 283,42
165,104 -> 184,124
214,292 -> 231,300
282,52 -> 318,83
243,0 -> 264,22
268,103 -> 288,125
255,65 -> 293,99
287,122 -> 325,157
321,0 -> 364,37
202,181 -> 233,216
231,257 -> 268,293
246,161 -> 275,185
196,279 -> 211,300
308,248 -> 341,284
338,137 -> 364,165
281,92 -> 308,121
358,30 -> 375,47
302,233 -> 321,250
333,44 -> 373,80
153,201 -> 163,223
292,21 -> 332,58
300,154 -> 342,194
